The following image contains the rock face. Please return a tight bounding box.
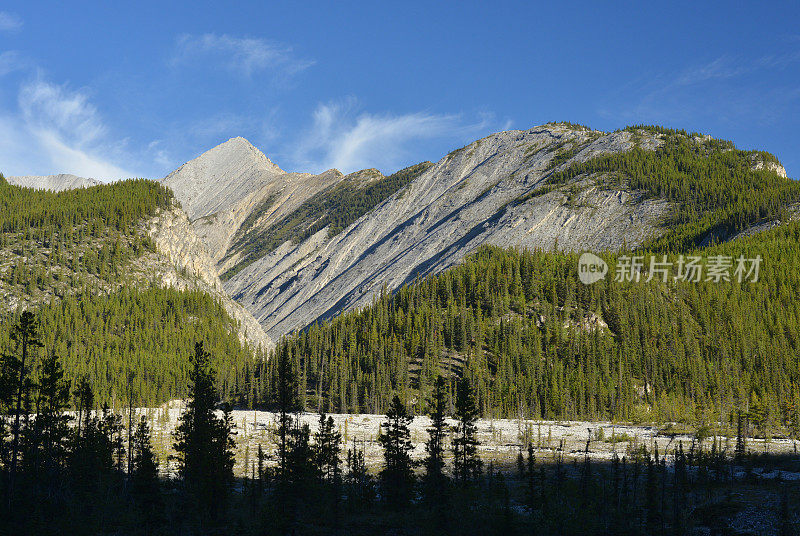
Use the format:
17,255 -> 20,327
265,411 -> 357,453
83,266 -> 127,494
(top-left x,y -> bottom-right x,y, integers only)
144,205 -> 272,350
222,125 -> 672,339
164,137 -> 349,266
6,173 -> 101,191
163,137 -> 285,220
164,124 -> 674,341
11,123 -> 792,346
751,159 -> 788,178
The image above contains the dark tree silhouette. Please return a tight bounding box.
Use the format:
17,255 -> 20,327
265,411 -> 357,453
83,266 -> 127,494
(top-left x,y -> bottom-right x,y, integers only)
275,344 -> 299,485
314,413 -> 342,484
7,311 -> 42,502
452,378 -> 482,486
378,395 -> 415,507
422,376 -> 449,505
131,416 -> 162,520
172,341 -> 234,521
26,351 -> 71,494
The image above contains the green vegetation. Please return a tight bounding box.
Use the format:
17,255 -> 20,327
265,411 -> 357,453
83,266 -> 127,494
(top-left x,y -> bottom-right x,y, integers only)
0,176 -> 258,408
223,162 -> 433,280
547,127 -> 800,250
266,219 -> 800,432
0,287 -> 258,406
0,175 -> 173,309
0,175 -> 172,236
3,326 -> 795,535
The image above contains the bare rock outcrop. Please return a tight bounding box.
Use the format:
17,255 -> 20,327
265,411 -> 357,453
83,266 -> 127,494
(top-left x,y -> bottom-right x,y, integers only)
145,205 -> 272,351
214,125 -> 671,340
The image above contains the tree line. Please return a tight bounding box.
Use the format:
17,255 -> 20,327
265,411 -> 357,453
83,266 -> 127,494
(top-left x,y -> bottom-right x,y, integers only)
1,316 -> 794,534
547,126 -> 800,251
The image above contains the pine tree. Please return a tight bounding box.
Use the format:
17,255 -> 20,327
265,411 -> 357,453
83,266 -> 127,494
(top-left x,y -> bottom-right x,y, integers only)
7,311 -> 42,502
275,345 -> 299,485
378,395 -> 415,507
525,444 -> 537,513
346,440 -> 374,510
422,375 -> 449,504
452,377 -> 482,486
172,341 -> 234,521
314,413 -> 342,484
286,422 -> 315,493
27,351 -> 71,493
131,416 -> 162,520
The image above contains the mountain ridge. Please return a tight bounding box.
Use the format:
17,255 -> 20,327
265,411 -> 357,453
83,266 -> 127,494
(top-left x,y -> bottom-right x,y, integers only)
9,122 -> 793,346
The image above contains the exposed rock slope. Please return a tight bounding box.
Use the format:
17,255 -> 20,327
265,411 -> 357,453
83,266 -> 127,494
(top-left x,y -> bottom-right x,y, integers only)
165,125 -> 668,340
145,205 -> 271,350
225,125 -> 672,339
164,137 -> 351,265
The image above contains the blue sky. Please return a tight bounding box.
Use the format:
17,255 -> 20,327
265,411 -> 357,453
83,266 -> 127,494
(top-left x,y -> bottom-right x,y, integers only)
0,1 -> 798,180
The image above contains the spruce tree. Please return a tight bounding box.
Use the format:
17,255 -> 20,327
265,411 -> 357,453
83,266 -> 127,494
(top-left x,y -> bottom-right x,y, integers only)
172,341 -> 234,521
422,375 -> 449,504
378,395 -> 415,507
346,440 -> 374,510
314,413 -> 342,484
131,416 -> 162,520
452,377 -> 482,486
7,311 -> 42,502
275,345 -> 299,485
27,351 -> 71,492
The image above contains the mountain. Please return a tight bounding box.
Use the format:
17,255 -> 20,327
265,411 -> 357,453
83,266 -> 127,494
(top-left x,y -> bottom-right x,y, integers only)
164,137 -> 358,267
0,174 -> 271,403
167,123 -> 794,342
1,121 -> 795,409
7,173 -> 101,191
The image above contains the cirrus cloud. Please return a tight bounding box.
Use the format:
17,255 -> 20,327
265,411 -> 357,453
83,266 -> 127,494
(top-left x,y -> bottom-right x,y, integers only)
291,99 -> 499,174
0,79 -> 136,180
0,12 -> 22,33
172,33 -> 314,79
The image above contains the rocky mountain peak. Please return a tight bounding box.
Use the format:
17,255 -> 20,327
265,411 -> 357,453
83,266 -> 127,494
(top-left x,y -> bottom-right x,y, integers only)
163,136 -> 285,220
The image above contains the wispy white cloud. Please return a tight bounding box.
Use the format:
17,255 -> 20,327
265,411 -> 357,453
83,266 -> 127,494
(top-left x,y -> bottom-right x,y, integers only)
601,49 -> 800,126
672,51 -> 800,88
0,79 -> 136,180
0,12 -> 22,33
172,33 -> 314,79
292,99 -> 495,174
0,51 -> 27,77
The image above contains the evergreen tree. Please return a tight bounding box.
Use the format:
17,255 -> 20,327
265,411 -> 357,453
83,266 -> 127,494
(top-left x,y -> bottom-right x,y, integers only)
525,445 -> 537,514
7,311 -> 42,501
26,351 -> 71,495
378,395 -> 415,507
275,345 -> 299,485
131,416 -> 162,520
346,440 -> 374,510
314,413 -> 342,484
422,375 -> 449,504
172,342 -> 234,521
452,378 -> 482,486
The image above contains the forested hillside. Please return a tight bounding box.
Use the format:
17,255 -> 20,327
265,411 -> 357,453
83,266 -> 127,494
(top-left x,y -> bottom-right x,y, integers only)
265,223 -> 800,433
0,175 -> 259,406
261,132 -> 800,434
546,125 -> 800,250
